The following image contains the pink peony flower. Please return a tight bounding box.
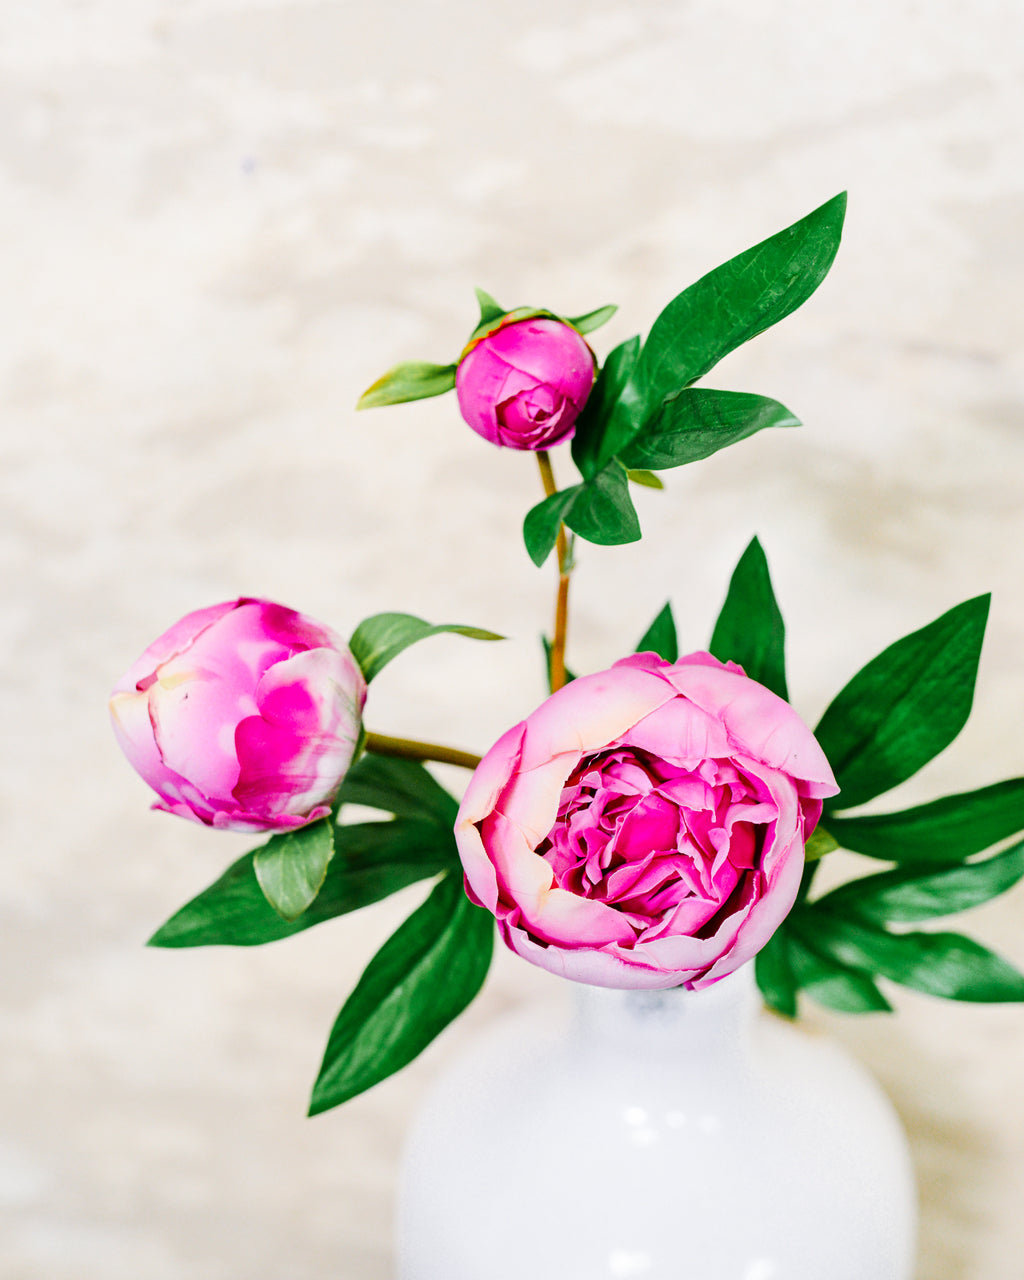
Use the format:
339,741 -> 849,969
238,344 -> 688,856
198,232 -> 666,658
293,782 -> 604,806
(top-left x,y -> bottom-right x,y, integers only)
455,651 -> 838,989
110,598 -> 366,834
455,317 -> 595,450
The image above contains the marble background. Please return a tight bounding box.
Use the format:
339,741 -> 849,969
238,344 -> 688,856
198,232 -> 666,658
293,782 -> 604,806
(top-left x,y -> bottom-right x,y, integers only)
3,0 -> 1024,1276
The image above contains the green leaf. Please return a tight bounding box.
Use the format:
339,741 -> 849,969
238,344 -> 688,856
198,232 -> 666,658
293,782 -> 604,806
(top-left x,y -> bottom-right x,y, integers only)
349,612 -> 503,682
620,389 -> 799,472
356,361 -> 457,410
564,460 -> 641,547
308,873 -> 494,1113
474,287 -> 505,325
630,193 -> 847,417
815,837 -> 1024,924
804,825 -> 839,863
523,486 -> 580,567
541,636 -> 577,690
794,911 -> 1024,1002
148,818 -> 458,948
626,469 -> 664,489
571,335 -> 641,480
826,778 -> 1024,864
709,535 -> 789,700
635,602 -> 678,662
816,595 -> 991,812
335,752 -> 459,826
787,931 -> 892,1013
566,303 -> 617,335
755,927 -> 798,1017
253,819 -> 335,921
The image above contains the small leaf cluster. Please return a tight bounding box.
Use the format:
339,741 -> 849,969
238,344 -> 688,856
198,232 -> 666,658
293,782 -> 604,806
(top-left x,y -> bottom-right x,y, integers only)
523,194 -> 846,567
151,752 -> 493,1115
706,538 -> 1024,1017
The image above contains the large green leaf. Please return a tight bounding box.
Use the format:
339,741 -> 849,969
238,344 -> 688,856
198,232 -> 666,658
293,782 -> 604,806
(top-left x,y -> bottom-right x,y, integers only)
815,837 -> 1024,924
356,361 -> 457,410
253,819 -> 335,922
308,873 -> 494,1113
629,193 -> 846,420
827,778 -> 1024,863
349,612 -> 503,683
620,390 -> 799,472
523,486 -> 579,567
148,818 -> 457,948
787,930 -> 892,1012
709,535 -> 788,700
635,602 -> 678,662
571,335 -> 641,480
564,460 -> 641,547
795,911 -> 1024,1002
335,752 -> 459,826
755,927 -> 798,1017
815,595 -> 990,812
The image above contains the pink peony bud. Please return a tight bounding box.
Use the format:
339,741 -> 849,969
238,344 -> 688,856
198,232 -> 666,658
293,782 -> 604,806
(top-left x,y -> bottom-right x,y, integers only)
110,598 -> 366,834
455,317 -> 595,450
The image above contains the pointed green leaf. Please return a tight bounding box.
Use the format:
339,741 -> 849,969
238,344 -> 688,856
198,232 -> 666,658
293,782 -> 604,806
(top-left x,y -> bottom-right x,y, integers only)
523,486 -> 580,567
349,612 -> 503,683
356,361 -> 457,410
567,303 -> 617,335
709,535 -> 789,700
475,287 -> 505,325
253,819 -> 335,921
755,927 -> 798,1017
620,390 -> 799,472
816,595 -> 990,812
804,825 -> 839,863
635,602 -> 678,662
571,335 -> 641,480
826,778 -> 1024,863
335,753 -> 459,826
815,837 -> 1024,924
631,193 -> 847,415
787,931 -> 892,1013
148,818 -> 458,948
308,873 -> 494,1113
564,461 -> 641,547
795,911 -> 1024,1002
626,469 -> 664,489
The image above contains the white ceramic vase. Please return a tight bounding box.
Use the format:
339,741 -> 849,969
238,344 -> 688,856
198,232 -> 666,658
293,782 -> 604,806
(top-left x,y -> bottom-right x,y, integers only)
396,963 -> 916,1280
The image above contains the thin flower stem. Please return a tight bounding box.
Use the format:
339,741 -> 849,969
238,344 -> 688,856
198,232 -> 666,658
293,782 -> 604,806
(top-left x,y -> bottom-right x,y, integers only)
536,451 -> 572,692
364,730 -> 482,772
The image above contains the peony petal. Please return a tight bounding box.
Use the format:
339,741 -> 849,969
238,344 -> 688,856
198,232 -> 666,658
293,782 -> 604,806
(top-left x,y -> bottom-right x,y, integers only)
110,600 -> 238,697
518,667 -> 675,771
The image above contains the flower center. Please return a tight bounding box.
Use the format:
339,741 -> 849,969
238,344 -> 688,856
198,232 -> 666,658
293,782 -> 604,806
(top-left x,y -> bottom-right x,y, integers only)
536,747 -> 767,939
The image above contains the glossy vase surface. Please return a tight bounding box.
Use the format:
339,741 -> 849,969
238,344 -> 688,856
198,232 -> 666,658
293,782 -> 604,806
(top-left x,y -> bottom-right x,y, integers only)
396,963 -> 916,1280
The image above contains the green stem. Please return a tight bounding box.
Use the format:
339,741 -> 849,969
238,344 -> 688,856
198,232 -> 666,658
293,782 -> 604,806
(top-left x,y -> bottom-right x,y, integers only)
536,451 -> 572,692
364,730 -> 482,772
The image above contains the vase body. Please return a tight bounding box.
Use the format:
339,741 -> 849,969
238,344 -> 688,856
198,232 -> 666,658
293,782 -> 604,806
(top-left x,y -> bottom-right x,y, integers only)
396,964 -> 916,1280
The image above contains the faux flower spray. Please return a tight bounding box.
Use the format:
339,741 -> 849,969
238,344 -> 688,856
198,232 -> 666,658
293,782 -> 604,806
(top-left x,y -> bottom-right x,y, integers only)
112,193 -> 1024,1116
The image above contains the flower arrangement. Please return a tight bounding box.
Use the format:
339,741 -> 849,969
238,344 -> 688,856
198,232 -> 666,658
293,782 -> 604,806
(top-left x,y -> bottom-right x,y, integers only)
111,193 -> 1024,1118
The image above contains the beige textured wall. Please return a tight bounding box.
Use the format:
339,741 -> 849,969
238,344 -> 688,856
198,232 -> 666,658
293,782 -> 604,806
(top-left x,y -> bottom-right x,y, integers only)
3,1 -> 1024,1276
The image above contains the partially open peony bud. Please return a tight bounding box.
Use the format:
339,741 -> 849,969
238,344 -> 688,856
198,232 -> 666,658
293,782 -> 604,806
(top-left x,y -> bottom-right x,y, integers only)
456,651 -> 839,989
110,598 -> 366,834
456,317 -> 595,450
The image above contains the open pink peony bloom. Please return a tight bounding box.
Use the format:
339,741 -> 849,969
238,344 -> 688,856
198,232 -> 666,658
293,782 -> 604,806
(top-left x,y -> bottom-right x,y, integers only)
456,651 -> 838,989
110,598 -> 366,834
455,317 -> 595,450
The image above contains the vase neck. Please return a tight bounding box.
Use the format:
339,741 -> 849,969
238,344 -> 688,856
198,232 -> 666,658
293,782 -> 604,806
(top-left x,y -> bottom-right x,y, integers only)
570,963 -> 760,1064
